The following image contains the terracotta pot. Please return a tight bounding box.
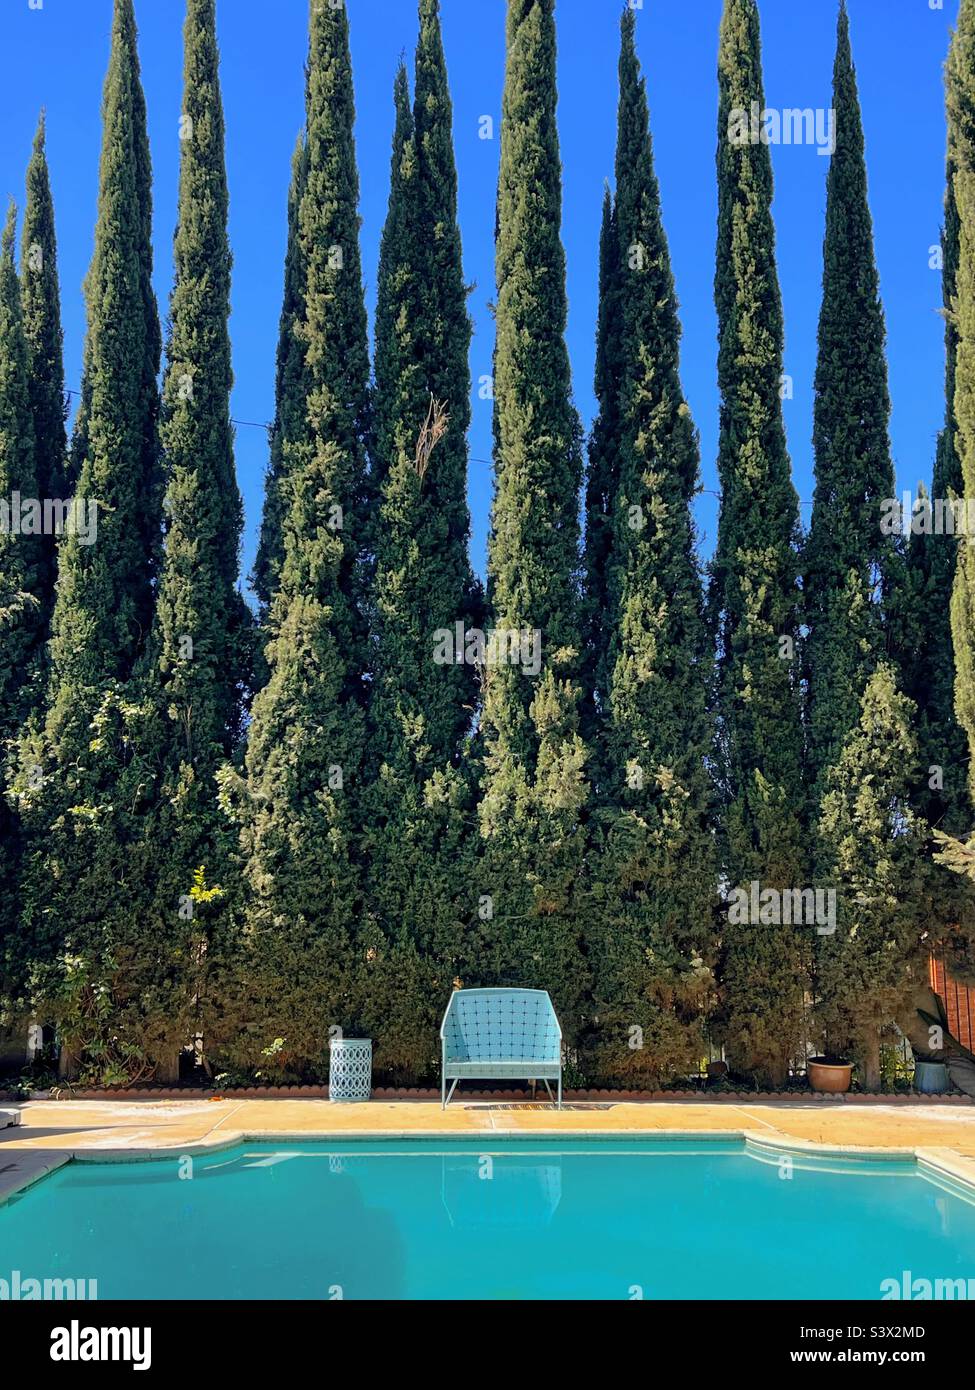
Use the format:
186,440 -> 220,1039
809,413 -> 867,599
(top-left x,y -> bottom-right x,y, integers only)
808,1058 -> 853,1094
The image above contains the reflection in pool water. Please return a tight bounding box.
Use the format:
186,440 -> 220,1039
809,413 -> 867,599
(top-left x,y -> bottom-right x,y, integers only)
0,1138 -> 973,1300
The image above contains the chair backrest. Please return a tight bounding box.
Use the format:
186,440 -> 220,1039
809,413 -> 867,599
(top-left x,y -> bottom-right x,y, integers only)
440,989 -> 562,1063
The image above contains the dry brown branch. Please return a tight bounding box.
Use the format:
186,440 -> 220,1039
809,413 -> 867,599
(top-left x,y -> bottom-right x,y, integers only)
414,394 -> 449,485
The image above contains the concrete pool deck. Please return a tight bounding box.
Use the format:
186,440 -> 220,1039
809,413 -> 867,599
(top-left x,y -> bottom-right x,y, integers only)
2,1096 -> 975,1203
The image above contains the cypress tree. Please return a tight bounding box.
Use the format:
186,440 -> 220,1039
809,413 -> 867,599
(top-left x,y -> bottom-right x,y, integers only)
371,63 -> 414,512
364,2 -> 482,1079
934,0 -> 975,985
48,0 -> 161,727
804,2 -> 895,789
585,11 -> 715,1085
253,132 -> 306,616
226,0 -> 372,1077
20,113 -> 67,640
0,204 -> 42,1023
131,0 -> 250,1079
710,0 -> 805,1086
476,0 -> 590,1048
7,0 -> 162,1072
815,665 -> 928,1086
0,205 -> 42,736
904,155 -> 969,839
896,18 -> 975,981
803,7 -> 937,1057
583,185 -> 623,729
948,0 -> 975,797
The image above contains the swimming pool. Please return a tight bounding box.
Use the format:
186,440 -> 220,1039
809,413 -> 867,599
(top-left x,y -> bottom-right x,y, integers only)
1,1137 -> 973,1300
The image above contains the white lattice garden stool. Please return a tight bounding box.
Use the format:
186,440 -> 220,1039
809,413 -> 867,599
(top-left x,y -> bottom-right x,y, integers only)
328,1038 -> 372,1102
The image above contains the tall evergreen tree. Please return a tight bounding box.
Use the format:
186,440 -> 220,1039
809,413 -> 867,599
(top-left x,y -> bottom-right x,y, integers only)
364,2 -> 483,1079
934,0 -> 975,984
895,14 -> 975,983
803,7 -> 936,1057
903,155 -> 969,839
20,113 -> 67,641
371,63 -> 415,514
815,665 -> 929,1086
949,0 -> 975,794
7,0 -> 162,1071
134,0 -> 250,1079
583,185 -> 623,729
710,0 -> 805,1086
585,10 -> 715,1085
0,203 -> 42,1024
48,0 -> 161,727
476,0 -> 590,1048
0,205 -> 42,737
804,2 -> 895,790
253,132 -> 306,616
225,0 -> 372,1077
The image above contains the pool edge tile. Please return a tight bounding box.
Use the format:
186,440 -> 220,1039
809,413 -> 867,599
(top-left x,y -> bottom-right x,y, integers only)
0,1150 -> 71,1205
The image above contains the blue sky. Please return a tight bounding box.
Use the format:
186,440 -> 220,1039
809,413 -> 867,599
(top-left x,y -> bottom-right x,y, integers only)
0,0 -> 959,592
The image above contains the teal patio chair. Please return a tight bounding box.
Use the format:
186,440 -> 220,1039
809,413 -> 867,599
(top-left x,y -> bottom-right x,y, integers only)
439,988 -> 563,1108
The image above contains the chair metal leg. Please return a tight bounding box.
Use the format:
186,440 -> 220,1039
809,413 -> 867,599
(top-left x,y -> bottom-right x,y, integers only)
558,1072 -> 562,1111
443,1077 -> 459,1109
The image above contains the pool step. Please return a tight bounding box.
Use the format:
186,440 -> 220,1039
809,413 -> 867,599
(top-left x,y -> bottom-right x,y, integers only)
0,1109 -> 21,1129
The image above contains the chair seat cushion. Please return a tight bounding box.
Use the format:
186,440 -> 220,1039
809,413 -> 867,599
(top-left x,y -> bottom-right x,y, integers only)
444,1060 -> 560,1078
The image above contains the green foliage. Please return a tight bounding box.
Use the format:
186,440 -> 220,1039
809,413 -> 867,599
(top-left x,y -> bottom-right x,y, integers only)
2,0 -> 963,1091
815,665 -> 930,1087
0,204 -> 43,736
804,4 -> 896,791
476,0 -> 591,1050
583,186 -> 624,728
20,112 -> 67,640
9,0 -> 164,1076
584,10 -> 716,1087
709,0 -> 805,1086
949,0 -> 975,802
124,0 -> 252,1079
0,203 -> 44,1002
50,0 -> 161,719
227,0 -> 372,1078
253,133 -> 306,617
364,2 -> 483,1081
805,8 -> 939,1061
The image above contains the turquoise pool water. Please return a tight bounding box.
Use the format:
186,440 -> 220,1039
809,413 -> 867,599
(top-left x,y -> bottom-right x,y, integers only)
1,1138 -> 974,1300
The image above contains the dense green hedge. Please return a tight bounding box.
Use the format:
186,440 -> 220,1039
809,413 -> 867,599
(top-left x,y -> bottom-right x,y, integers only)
2,0 -> 975,1090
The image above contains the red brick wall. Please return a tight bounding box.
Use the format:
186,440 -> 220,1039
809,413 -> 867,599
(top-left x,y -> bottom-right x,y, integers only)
930,956 -> 975,1052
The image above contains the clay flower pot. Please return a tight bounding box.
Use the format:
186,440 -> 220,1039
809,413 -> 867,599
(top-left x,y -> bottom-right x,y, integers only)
808,1057 -> 853,1094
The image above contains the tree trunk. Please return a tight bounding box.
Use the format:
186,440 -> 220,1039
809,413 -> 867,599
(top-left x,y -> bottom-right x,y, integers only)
861,1034 -> 881,1091
57,1043 -> 80,1081
153,1050 -> 181,1086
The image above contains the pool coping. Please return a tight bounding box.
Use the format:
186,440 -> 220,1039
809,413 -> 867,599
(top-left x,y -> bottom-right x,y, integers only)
3,1126 -> 974,1206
